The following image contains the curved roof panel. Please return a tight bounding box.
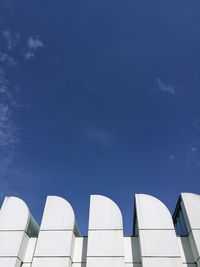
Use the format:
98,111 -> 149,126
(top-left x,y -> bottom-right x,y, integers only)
88,195 -> 123,230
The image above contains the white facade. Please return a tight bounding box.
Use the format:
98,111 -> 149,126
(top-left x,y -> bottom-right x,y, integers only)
0,193 -> 199,267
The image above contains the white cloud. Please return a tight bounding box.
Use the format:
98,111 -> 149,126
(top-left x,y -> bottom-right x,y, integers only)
0,104 -> 17,146
0,68 -> 19,184
27,35 -> 44,50
155,78 -> 176,94
0,0 -> 15,9
169,154 -> 175,161
0,68 -> 9,94
84,127 -> 113,146
0,31 -> 42,174
1,29 -> 44,62
0,30 -> 41,194
186,118 -> 200,167
2,30 -> 20,50
187,146 -> 200,167
0,68 -> 16,103
0,69 -> 18,147
0,70 -> 12,96
24,35 -> 44,61
0,51 -> 17,66
24,51 -> 35,61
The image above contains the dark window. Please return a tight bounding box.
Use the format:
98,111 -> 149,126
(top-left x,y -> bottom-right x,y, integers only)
174,206 -> 188,236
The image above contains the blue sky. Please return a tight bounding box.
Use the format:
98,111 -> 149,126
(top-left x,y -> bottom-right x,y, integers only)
0,0 -> 199,235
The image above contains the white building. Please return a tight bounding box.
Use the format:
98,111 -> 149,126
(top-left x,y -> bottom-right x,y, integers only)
0,193 -> 199,267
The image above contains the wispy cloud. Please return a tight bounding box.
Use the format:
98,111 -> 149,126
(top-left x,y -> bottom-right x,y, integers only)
167,154 -> 176,166
155,78 -> 176,94
0,51 -> 17,66
2,30 -> 20,50
187,146 -> 200,167
0,69 -> 18,147
0,0 -> 15,9
0,104 -> 18,146
24,51 -> 35,61
1,30 -> 44,62
0,29 -> 44,156
0,65 -> 20,197
25,35 -> 44,61
169,154 -> 175,161
186,118 -> 200,167
0,29 -> 44,200
0,68 -> 21,202
27,35 -> 44,50
84,127 -> 114,146
0,68 -> 9,95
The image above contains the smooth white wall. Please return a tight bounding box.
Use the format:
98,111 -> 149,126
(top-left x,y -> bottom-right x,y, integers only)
0,193 -> 199,267
135,194 -> 183,267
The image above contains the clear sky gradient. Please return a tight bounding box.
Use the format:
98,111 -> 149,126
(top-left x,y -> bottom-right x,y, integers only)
0,0 -> 199,235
